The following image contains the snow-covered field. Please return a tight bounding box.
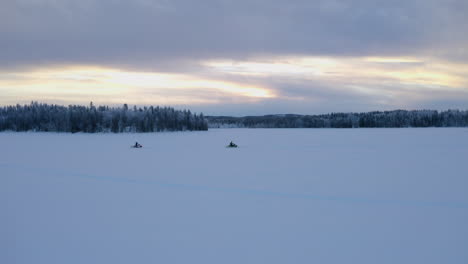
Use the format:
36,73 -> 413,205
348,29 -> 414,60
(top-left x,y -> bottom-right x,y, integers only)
2,128 -> 468,264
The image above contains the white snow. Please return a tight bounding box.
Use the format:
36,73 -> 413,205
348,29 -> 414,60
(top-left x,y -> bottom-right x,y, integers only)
1,128 -> 468,264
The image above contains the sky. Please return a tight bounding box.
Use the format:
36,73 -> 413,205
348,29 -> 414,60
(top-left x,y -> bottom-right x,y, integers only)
1,0 -> 468,115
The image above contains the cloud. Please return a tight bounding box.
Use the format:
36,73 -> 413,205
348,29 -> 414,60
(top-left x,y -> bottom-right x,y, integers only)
2,0 -> 468,68
0,65 -> 275,107
1,0 -> 468,114
1,54 -> 467,115
199,54 -> 468,113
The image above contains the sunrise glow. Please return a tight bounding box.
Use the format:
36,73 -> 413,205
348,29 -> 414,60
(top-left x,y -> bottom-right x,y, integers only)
0,66 -> 275,106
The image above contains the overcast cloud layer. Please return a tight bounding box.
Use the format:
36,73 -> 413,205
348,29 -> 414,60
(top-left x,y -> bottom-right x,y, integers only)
1,0 -> 468,115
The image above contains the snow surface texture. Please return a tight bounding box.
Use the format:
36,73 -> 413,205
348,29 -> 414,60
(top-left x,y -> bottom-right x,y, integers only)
2,128 -> 468,264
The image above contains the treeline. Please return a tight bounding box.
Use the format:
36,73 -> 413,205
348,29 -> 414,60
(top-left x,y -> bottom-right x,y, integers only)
207,110 -> 468,128
0,102 -> 208,132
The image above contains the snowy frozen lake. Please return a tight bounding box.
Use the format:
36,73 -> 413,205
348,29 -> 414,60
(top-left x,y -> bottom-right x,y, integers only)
2,128 -> 468,264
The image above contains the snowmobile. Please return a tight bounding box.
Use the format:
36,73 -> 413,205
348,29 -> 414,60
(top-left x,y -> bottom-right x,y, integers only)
132,142 -> 143,148
226,141 -> 238,148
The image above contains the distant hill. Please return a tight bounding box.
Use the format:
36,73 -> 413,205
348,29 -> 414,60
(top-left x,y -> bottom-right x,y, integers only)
207,110 -> 468,128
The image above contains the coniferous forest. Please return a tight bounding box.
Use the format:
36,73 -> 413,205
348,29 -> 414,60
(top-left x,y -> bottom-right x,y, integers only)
0,102 -> 208,132
1,103 -> 468,132
207,110 -> 468,128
